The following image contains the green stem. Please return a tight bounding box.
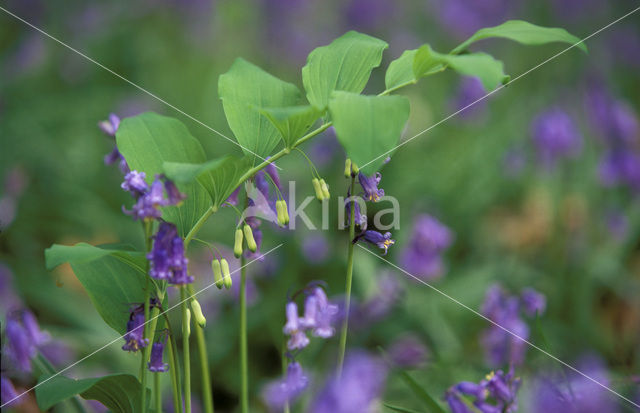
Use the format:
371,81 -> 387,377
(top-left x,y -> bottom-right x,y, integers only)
154,373 -> 162,413
181,287 -> 192,413
141,220 -> 154,413
240,256 -> 249,413
184,206 -> 217,249
337,175 -> 356,376
187,285 -> 214,413
166,328 -> 182,413
282,340 -> 290,413
35,354 -> 87,413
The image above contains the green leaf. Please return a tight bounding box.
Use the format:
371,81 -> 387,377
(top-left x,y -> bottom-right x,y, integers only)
399,371 -> 447,413
36,374 -> 148,413
383,403 -> 424,413
116,112 -> 212,237
385,50 -> 419,91
164,155 -> 253,209
259,105 -> 322,148
303,31 -> 388,110
452,20 -> 587,54
431,50 -> 509,90
219,58 -> 302,159
329,91 -> 409,175
45,243 -> 147,334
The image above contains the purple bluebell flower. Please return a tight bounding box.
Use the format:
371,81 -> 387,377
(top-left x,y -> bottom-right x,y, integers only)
400,214 -> 453,280
447,367 -> 521,413
452,76 -> 487,118
307,287 -> 338,338
148,340 -> 169,372
122,308 -> 148,352
147,222 -> 193,285
225,186 -> 240,206
354,230 -> 395,255
531,107 -> 582,169
1,376 -> 22,407
263,361 -> 309,410
283,302 -> 309,350
520,288 -> 546,317
531,356 -> 615,413
388,335 -> 429,368
310,352 -> 387,413
445,391 -> 473,413
121,171 -> 148,197
358,172 -> 384,202
98,113 -> 120,136
5,310 -> 50,372
163,178 -> 187,205
345,192 -> 367,229
99,113 -> 129,173
301,234 -> 330,264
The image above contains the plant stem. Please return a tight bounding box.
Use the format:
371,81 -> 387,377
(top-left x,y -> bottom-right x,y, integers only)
154,373 -> 162,413
184,206 -> 217,249
181,287 -> 192,413
141,219 -> 154,413
167,330 -> 182,413
240,255 -> 249,413
282,340 -> 290,413
337,175 -> 356,376
187,284 -> 215,413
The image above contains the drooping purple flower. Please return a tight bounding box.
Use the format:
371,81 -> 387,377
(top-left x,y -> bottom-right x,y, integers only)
263,361 -> 309,410
283,302 -> 309,351
388,335 -> 429,368
358,172 -> 384,202
345,193 -> 367,229
447,367 -> 521,413
531,108 -> 582,169
307,287 -> 338,338
122,308 -> 148,352
225,186 -> 241,206
99,113 -> 128,173
1,376 -> 22,407
400,214 -> 453,280
4,310 -> 50,372
520,288 -> 546,317
163,178 -> 187,205
354,230 -> 395,255
147,222 -> 193,285
530,356 -> 616,413
121,171 -> 148,197
148,341 -> 169,372
310,352 -> 387,413
445,391 -> 473,413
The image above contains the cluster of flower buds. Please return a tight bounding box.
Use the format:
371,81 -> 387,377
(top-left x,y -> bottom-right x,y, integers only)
344,158 -> 359,178
211,257 -> 232,290
275,199 -> 290,226
121,171 -> 186,221
312,177 -> 331,201
233,222 -> 259,259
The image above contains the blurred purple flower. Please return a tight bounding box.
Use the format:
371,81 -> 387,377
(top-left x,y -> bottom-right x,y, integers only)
452,77 -> 487,119
587,84 -> 639,146
123,174 -> 185,221
388,335 -> 429,368
283,301 -> 310,351
447,366 -> 521,413
147,222 -> 193,285
400,214 -> 453,280
608,25 -> 640,69
598,150 -> 640,191
530,356 -> 617,413
263,361 -> 309,410
344,0 -> 395,32
434,0 -> 517,39
0,264 -> 20,316
520,288 -> 546,317
98,113 -> 129,173
1,376 -> 22,407
345,274 -> 403,331
605,210 -> 628,241
531,107 -> 582,169
309,128 -> 341,168
310,352 -> 387,413
302,234 -> 330,263
4,309 -> 50,372
121,170 -> 148,197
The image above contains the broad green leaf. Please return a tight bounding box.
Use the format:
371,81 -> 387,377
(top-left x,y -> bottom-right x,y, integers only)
219,58 -> 301,159
385,50 -> 418,91
329,91 -> 409,175
36,374 -> 148,413
430,49 -> 509,90
116,112 -> 212,237
45,243 -> 147,334
259,105 -> 322,148
399,371 -> 447,413
383,403 -> 423,413
452,20 -> 587,54
302,31 -> 388,109
164,155 -> 253,209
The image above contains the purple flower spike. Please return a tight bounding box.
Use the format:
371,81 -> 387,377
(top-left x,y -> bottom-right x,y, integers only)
310,352 -> 387,413
5,310 -> 50,373
358,172 -> 384,202
121,171 -> 148,197
355,230 -> 395,255
531,107 -> 582,169
401,214 -> 453,280
1,376 -> 22,407
122,310 -> 148,352
520,288 -> 546,317
345,195 -> 367,229
148,341 -> 169,372
263,362 -> 309,410
147,222 -> 193,285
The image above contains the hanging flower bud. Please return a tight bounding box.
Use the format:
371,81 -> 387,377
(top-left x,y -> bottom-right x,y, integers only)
221,258 -> 232,289
344,159 -> 352,178
234,228 -> 244,258
319,179 -> 330,200
312,178 -> 324,200
351,161 -> 359,175
148,340 -> 169,373
212,259 -> 224,289
276,200 -> 289,226
185,308 -> 191,337
244,224 -> 258,252
190,299 -> 206,328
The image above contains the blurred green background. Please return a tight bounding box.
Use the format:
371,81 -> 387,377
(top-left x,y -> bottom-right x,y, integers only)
1,0 -> 639,411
